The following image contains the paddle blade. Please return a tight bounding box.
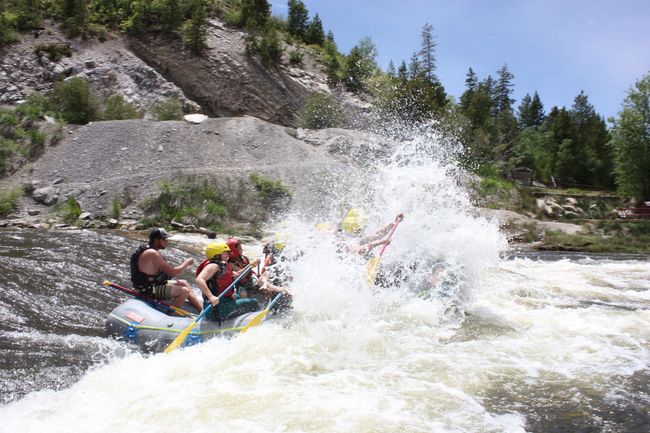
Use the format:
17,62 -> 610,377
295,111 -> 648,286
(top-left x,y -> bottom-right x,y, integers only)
365,256 -> 381,285
240,308 -> 270,333
164,319 -> 198,353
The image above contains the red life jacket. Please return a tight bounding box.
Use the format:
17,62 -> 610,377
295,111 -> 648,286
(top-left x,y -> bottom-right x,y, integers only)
228,255 -> 252,284
196,259 -> 235,299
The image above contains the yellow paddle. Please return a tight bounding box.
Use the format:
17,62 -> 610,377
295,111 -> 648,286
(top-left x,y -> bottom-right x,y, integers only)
164,265 -> 253,353
365,217 -> 402,285
240,292 -> 284,333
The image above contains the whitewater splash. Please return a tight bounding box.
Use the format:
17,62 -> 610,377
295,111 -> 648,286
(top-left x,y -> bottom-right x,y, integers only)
2,125 -> 648,433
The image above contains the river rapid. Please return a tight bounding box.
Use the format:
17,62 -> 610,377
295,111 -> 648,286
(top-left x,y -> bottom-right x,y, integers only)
1,128 -> 649,433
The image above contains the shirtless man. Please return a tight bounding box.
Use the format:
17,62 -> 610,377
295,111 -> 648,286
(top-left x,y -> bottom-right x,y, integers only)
129,228 -> 203,310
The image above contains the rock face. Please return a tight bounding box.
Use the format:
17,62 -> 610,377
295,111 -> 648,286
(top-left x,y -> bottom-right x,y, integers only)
5,117 -> 389,220
127,18 -> 333,126
0,21 -> 199,115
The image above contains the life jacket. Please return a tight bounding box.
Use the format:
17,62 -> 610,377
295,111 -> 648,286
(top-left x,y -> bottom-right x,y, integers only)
130,244 -> 168,288
196,258 -> 235,300
228,255 -> 252,284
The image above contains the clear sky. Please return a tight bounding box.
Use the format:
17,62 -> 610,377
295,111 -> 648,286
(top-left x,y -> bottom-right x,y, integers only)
271,0 -> 650,120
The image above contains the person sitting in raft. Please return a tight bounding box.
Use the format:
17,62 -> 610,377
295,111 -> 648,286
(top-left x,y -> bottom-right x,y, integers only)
195,242 -> 261,322
130,228 -> 203,311
336,208 -> 404,256
226,238 -> 290,302
261,232 -> 295,287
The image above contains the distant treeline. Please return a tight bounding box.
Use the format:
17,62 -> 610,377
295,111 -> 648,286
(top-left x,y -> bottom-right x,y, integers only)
1,0 -> 648,199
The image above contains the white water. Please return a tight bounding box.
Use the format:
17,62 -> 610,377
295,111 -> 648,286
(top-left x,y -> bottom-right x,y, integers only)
2,127 -> 649,433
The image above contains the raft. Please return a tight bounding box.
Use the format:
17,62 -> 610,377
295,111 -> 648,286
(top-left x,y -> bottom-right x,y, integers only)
106,298 -> 261,352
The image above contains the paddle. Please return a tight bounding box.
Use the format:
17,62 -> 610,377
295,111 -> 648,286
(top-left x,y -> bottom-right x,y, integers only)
103,281 -> 195,318
164,264 -> 253,353
365,217 -> 402,285
240,292 -> 284,334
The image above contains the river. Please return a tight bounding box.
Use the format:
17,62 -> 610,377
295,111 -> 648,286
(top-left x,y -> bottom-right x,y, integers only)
1,130 -> 648,433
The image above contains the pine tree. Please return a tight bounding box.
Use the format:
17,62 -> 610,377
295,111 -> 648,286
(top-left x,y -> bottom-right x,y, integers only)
305,13 -> 324,45
494,64 -> 515,114
418,22 -> 437,83
408,52 -> 420,79
159,0 -> 183,36
182,0 -> 208,55
397,61 -> 408,82
16,0 -> 42,30
287,0 -> 308,40
518,91 -> 545,128
611,73 -> 650,198
459,67 -> 478,111
386,60 -> 396,77
239,0 -> 270,28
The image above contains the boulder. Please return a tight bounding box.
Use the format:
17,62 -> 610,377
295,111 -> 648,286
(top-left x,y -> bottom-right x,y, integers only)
32,186 -> 59,206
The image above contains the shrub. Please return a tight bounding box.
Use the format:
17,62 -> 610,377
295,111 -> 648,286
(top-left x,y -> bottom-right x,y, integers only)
47,78 -> 99,124
258,23 -> 283,66
0,11 -> 18,46
152,97 -> 183,121
60,195 -> 81,223
0,186 -> 22,217
298,92 -> 343,129
102,95 -> 139,120
15,93 -> 48,123
249,173 -> 291,202
289,49 -> 303,65
110,195 -> 121,219
34,43 -> 73,62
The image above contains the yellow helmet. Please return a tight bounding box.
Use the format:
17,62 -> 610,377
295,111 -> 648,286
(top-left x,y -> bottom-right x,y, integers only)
341,208 -> 367,234
205,242 -> 231,259
273,232 -> 289,251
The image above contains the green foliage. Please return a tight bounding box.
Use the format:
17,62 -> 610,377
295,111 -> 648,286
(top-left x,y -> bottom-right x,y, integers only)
298,92 -> 343,129
238,0 -> 270,28
287,0 -> 307,40
510,128 -> 554,181
59,195 -> 82,223
152,97 -> 183,120
156,0 -> 183,36
258,22 -> 282,66
181,0 -> 208,55
0,186 -> 22,217
288,48 -> 303,65
0,10 -> 19,46
34,43 -> 73,62
610,72 -> 650,199
543,228 -> 650,254
15,93 -> 48,123
110,195 -> 121,219
0,138 -> 20,175
47,77 -> 99,124
249,173 -> 291,203
102,94 -> 139,120
60,0 -> 90,38
304,13 -> 323,45
16,0 -> 43,30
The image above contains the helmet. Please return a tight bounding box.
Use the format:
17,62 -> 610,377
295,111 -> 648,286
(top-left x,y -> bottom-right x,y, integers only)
226,238 -> 241,258
149,227 -> 169,242
341,208 -> 367,234
205,242 -> 231,259
273,232 -> 289,252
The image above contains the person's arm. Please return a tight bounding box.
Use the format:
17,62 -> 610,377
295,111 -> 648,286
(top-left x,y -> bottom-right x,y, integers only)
363,213 -> 404,243
152,252 -> 194,278
196,263 -> 219,306
233,258 -> 260,277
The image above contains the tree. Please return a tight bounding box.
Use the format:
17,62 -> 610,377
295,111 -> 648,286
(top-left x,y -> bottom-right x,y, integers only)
418,23 -> 437,83
157,0 -> 183,36
298,92 -> 343,129
518,91 -> 545,128
304,13 -> 324,45
459,67 -> 478,111
239,0 -> 270,28
48,77 -> 99,124
102,95 -> 139,120
181,0 -> 207,55
61,0 -> 89,37
610,73 -> 650,198
343,38 -> 377,92
494,64 -> 515,115
16,0 -> 42,30
287,0 -> 308,40
0,10 -> 18,46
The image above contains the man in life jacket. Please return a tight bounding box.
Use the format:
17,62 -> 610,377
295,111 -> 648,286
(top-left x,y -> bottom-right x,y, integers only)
226,237 -> 290,304
130,228 -> 203,311
336,208 -> 404,256
195,242 -> 261,322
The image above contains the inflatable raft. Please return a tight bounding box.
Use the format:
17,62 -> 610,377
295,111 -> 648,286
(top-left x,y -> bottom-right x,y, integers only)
106,298 -> 261,352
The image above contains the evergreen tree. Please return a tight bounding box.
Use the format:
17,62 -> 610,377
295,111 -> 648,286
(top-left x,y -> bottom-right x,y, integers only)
0,9 -> 18,46
518,91 -> 545,128
459,67 -> 478,111
157,0 -> 183,36
494,64 -> 515,114
418,22 -> 437,82
610,73 -> 650,198
239,0 -> 270,28
397,61 -> 408,82
386,60 -> 396,77
408,52 -> 420,79
343,46 -> 365,91
16,0 -> 42,30
287,0 -> 308,40
61,0 -> 89,37
181,0 -> 207,55
304,13 -> 324,45
258,21 -> 283,66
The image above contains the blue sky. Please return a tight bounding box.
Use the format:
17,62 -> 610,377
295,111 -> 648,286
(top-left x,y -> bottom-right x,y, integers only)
271,0 -> 650,120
